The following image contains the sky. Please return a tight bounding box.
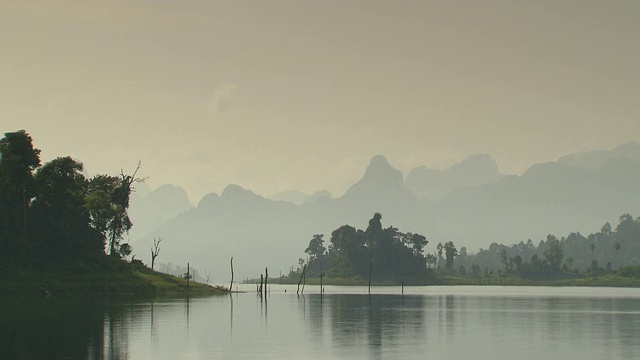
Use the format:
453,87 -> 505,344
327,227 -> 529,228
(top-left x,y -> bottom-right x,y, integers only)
2,0 -> 639,204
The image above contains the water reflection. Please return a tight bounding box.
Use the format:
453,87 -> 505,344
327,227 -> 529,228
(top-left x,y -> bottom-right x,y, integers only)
0,297 -> 127,359
2,287 -> 640,360
323,294 -> 427,358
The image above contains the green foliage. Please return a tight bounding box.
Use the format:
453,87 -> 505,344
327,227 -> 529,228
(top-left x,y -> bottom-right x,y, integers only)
444,241 -> 458,269
456,213 -> 640,280
0,130 -> 41,264
306,213 -> 428,280
0,130 -> 139,270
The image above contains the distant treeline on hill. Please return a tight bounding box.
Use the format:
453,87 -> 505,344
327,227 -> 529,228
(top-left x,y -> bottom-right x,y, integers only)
293,212 -> 640,280
456,214 -> 640,277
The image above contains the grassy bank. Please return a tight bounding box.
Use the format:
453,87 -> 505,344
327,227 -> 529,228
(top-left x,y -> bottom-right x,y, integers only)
267,267 -> 640,288
0,261 -> 228,297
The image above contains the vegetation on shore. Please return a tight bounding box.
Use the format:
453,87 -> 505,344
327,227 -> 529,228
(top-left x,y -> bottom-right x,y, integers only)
0,130 -> 226,297
287,212 -> 640,288
1,259 -> 228,297
270,265 -> 640,288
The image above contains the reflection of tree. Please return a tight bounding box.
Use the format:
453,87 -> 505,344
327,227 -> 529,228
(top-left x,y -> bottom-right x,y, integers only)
297,295 -> 326,350
0,298 -> 128,359
328,295 -> 426,356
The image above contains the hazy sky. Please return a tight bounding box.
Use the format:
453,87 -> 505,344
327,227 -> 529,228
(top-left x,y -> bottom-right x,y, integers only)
3,0 -> 639,203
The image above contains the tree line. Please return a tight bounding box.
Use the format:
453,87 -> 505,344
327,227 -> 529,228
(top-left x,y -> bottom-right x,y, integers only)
0,130 -> 140,269
456,214 -> 640,278
295,212 -> 640,281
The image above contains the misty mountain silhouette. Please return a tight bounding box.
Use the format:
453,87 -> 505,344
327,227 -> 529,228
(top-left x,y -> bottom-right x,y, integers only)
405,154 -> 504,202
129,143 -> 640,283
558,142 -> 640,170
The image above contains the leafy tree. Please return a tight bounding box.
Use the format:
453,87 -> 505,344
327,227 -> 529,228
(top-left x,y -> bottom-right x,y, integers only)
425,253 -> 438,269
30,157 -> 102,265
404,233 -> 428,256
543,235 -> 564,272
305,234 -> 327,276
0,130 -> 41,262
305,234 -> 326,261
436,242 -> 443,268
85,164 -> 143,256
323,213 -> 427,279
443,241 -> 458,269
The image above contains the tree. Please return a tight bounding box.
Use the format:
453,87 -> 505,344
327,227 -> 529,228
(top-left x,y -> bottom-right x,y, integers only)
151,237 -> 162,270
0,130 -> 41,261
436,242 -> 444,267
30,157 -> 102,264
443,241 -> 458,269
305,234 -> 326,261
367,213 -> 383,233
512,255 -> 523,273
405,233 -> 428,256
425,253 -> 438,269
500,249 -> 509,272
543,235 -> 563,272
85,162 -> 145,256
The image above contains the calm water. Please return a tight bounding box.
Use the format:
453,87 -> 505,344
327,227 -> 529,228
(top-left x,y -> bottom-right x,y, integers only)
2,285 -> 640,359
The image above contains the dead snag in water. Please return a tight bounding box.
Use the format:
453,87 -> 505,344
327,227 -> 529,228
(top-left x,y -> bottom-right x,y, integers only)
185,262 -> 191,287
368,262 -> 372,295
229,257 -> 234,293
320,262 -> 323,296
259,274 -> 264,295
264,267 -> 268,299
297,264 -> 307,295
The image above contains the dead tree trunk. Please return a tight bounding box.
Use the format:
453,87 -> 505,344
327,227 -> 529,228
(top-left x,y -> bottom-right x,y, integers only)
264,267 -> 268,299
229,257 -> 234,293
320,262 -> 323,295
297,264 -> 306,295
368,262 -> 372,295
259,274 -> 264,295
151,237 -> 162,271
186,262 -> 190,287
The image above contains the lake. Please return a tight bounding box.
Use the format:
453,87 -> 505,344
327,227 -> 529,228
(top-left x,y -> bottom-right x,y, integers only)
2,285 -> 640,359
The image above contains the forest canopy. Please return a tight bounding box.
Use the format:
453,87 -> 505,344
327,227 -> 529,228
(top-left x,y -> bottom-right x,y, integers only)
0,130 -> 140,269
302,213 -> 430,280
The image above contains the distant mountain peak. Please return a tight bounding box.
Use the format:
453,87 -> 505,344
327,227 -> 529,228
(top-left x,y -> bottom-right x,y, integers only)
558,142 -> 640,170
221,184 -> 260,200
451,154 -> 499,174
612,141 -> 640,155
361,155 -> 404,185
404,154 -> 503,202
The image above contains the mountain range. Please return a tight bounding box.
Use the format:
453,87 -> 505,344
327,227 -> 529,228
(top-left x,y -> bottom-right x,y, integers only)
127,142 -> 640,284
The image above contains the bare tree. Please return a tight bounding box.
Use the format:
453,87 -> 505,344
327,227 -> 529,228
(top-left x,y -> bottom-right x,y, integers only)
151,237 -> 162,270
205,269 -> 212,284
229,257 -> 234,293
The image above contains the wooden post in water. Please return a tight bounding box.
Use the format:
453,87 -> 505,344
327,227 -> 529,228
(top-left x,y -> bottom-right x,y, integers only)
320,262 -> 323,296
229,257 -> 234,293
259,274 -> 264,295
186,262 -> 190,287
264,267 -> 268,299
368,262 -> 372,295
297,264 -> 306,295
302,268 -> 306,294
